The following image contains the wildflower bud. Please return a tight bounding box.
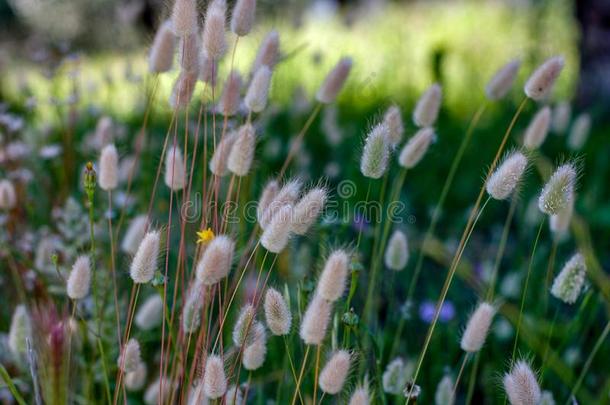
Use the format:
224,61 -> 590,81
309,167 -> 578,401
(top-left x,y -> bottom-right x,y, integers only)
125,362 -> 147,391
210,132 -> 238,176
349,385 -> 371,405
171,0 -> 198,36
384,230 -> 408,271
503,361 -> 541,405
169,70 -> 197,109
245,66 -> 272,113
122,215 -> 148,255
317,250 -> 349,302
243,324 -> 267,370
398,127 -> 435,169
460,302 -> 495,352
551,252 -> 586,304
149,20 -> 176,73
203,6 -> 226,60
203,355 -> 227,399
219,71 -> 242,116
199,51 -> 218,85
8,305 -> 31,357
259,179 -> 301,229
182,280 -> 205,333
130,230 -> 161,284
413,83 -> 442,127
264,287 -> 291,336
261,204 -> 293,253
552,102 -> 571,134
99,144 -> 119,191
523,107 -> 551,150
486,151 -> 528,200
291,187 -> 327,235
538,163 -> 577,215
135,294 -> 164,331
228,124 -> 256,177
118,338 -> 141,373
550,196 -> 573,240
257,179 -> 279,228
319,350 -> 351,395
316,57 -> 353,104
164,145 -> 187,191
568,113 -> 591,151
383,105 -> 404,147
252,30 -> 280,73
196,235 -> 235,285
485,59 -> 521,101
231,0 -> 256,36
382,358 -> 411,394
300,294 -> 331,345
179,33 -> 201,73
67,255 -> 92,300
232,304 -> 256,346
434,375 -> 455,405
360,123 -> 390,179
0,179 -> 17,210
524,56 -> 565,101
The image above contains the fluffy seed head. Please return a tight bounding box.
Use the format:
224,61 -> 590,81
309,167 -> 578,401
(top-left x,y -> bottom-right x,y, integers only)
210,131 -> 238,176
524,107 -> 551,150
360,123 -> 390,179
551,252 -> 586,304
485,59 -> 521,100
568,113 -> 591,151
196,235 -> 235,285
219,71 -> 242,116
382,358 -> 411,394
203,355 -> 227,399
434,375 -> 455,405
9,305 -> 31,356
99,144 -> 119,191
413,83 -> 442,127
252,30 -> 280,73
300,294 -> 331,345
203,6 -> 226,60
264,287 -> 291,335
227,124 -> 256,177
121,215 -> 148,255
316,57 -> 353,104
67,255 -> 92,299
232,304 -> 256,346
164,145 -> 187,191
179,33 -> 201,73
319,350 -> 351,395
182,280 -> 205,333
503,361 -> 541,405
169,70 -> 197,109
539,391 -> 556,405
118,338 -> 141,373
291,187 -> 327,235
245,66 -> 272,113
231,0 -> 256,36
259,179 -> 301,229
257,180 -> 279,228
486,151 -> 528,200
125,362 -> 147,391
538,163 -> 577,215
130,230 -> 161,283
243,325 -> 267,370
398,127 -> 436,169
524,56 -> 565,101
135,294 -> 164,330
383,105 -> 404,147
144,377 -> 171,405
552,102 -> 571,133
460,302 -> 496,352
349,385 -> 371,405
317,250 -> 350,302
0,179 -> 16,210
149,20 -> 176,73
261,204 -> 293,253
225,386 -> 243,405
199,51 -> 218,85
549,196 -> 573,239
171,0 -> 198,36
94,116 -> 113,148
385,230 -> 409,271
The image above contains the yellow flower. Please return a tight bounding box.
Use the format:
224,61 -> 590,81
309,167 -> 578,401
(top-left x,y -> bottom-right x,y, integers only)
196,228 -> 215,244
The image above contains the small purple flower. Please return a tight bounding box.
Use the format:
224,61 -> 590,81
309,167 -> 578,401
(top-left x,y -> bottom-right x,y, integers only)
352,212 -> 370,233
419,300 -> 456,323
